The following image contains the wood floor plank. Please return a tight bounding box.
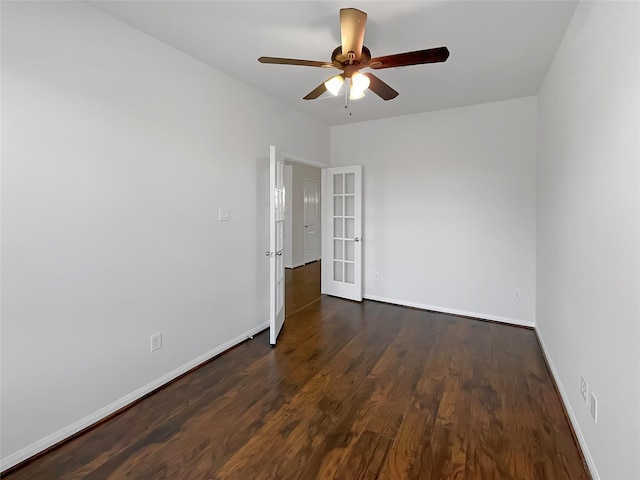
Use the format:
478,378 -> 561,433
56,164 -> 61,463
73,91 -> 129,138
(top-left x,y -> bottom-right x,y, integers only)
297,306 -> 413,479
223,302 -> 405,480
285,260 -> 321,316
4,290 -> 590,480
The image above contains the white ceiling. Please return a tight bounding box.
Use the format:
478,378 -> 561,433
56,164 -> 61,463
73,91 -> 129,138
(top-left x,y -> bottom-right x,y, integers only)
88,1 -> 578,127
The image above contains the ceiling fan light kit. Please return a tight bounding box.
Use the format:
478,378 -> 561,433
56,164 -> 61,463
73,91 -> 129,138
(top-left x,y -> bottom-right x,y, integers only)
324,74 -> 345,96
350,71 -> 370,94
349,89 -> 365,101
258,8 -> 449,111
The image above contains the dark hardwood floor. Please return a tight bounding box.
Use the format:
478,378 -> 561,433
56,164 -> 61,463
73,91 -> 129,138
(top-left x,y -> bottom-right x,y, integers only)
4,295 -> 590,479
285,261 -> 321,316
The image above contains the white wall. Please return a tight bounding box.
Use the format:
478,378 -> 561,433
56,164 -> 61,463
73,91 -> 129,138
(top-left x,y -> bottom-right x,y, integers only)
0,1 -> 329,468
536,1 -> 640,479
331,97 -> 537,325
287,162 -> 322,268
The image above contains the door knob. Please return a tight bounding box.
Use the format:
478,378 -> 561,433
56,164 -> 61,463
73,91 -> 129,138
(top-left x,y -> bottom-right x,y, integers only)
276,250 -> 283,256
265,251 -> 272,257
354,237 -> 361,242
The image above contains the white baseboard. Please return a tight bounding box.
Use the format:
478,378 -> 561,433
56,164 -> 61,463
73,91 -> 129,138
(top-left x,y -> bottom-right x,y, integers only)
363,294 -> 535,328
0,321 -> 269,472
535,330 -> 599,480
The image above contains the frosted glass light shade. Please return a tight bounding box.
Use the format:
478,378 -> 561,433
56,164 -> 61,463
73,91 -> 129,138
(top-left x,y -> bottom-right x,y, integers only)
324,75 -> 344,96
351,72 -> 370,92
349,89 -> 365,100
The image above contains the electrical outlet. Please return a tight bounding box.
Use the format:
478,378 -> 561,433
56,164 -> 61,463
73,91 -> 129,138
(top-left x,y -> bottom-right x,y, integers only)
150,332 -> 162,352
512,288 -> 521,299
590,392 -> 598,422
580,377 -> 589,402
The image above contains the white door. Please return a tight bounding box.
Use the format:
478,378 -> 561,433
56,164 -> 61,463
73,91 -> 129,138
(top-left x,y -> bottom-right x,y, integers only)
321,165 -> 363,302
269,145 -> 285,345
303,179 -> 320,264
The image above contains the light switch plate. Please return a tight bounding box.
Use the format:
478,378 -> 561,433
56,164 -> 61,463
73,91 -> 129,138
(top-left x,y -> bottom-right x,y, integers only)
219,207 -> 231,221
150,332 -> 162,352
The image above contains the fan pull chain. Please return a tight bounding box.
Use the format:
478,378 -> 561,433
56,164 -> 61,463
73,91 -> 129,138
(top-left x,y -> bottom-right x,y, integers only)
344,78 -> 352,115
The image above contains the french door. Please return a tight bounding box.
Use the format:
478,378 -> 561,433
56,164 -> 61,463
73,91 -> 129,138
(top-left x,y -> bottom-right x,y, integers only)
268,145 -> 285,344
321,165 -> 363,302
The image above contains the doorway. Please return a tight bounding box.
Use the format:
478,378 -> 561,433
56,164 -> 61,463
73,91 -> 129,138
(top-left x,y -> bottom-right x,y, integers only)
264,149 -> 363,345
284,160 -> 322,316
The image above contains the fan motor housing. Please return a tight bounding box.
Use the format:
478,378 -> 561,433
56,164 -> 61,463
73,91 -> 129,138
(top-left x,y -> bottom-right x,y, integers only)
332,45 -> 371,71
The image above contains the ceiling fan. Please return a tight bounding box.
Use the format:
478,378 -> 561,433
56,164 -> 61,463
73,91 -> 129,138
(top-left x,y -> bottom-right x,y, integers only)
258,8 -> 449,102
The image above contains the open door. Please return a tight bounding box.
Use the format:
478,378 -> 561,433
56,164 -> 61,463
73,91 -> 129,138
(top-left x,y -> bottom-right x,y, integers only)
321,165 -> 363,301
268,145 -> 286,345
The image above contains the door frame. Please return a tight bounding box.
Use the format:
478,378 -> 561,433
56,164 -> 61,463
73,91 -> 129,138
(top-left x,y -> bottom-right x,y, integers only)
282,152 -> 327,170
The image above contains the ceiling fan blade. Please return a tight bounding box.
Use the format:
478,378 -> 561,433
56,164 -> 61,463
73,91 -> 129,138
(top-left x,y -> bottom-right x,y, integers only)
340,8 -> 367,61
363,73 -> 399,101
258,57 -> 335,68
369,47 -> 450,69
303,82 -> 328,100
